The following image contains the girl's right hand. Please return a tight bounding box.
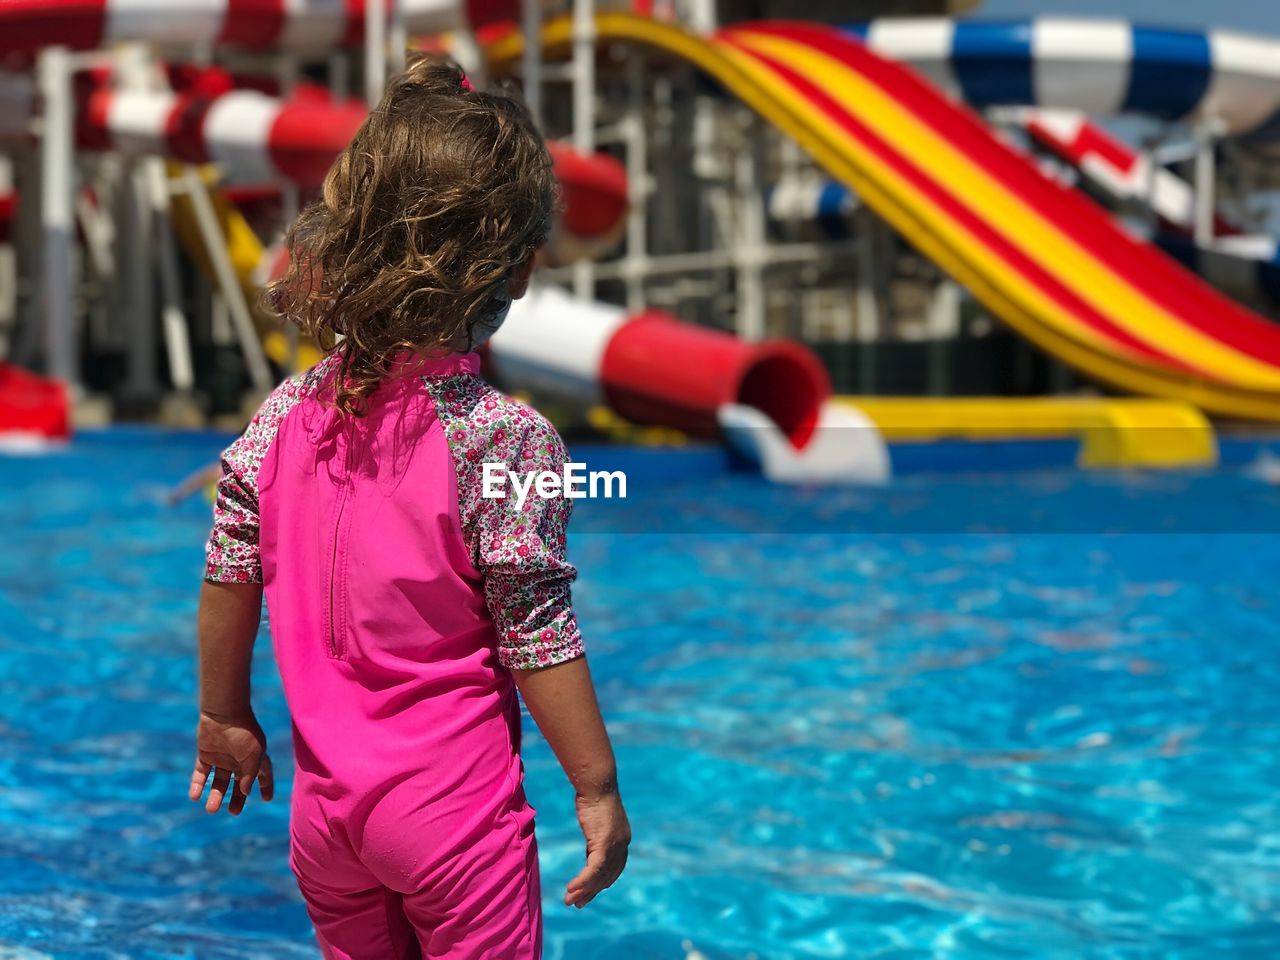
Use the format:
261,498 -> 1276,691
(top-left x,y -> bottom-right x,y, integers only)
189,710 -> 275,816
566,790 -> 631,908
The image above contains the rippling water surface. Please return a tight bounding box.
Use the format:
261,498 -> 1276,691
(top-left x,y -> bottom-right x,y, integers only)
2,430 -> 1279,958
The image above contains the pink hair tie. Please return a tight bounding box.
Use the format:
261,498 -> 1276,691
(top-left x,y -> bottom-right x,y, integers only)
459,73 -> 475,92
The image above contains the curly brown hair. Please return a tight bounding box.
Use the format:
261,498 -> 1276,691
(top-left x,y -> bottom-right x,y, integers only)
266,54 -> 557,415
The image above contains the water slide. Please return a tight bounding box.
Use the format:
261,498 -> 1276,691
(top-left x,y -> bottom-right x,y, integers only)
490,13 -> 1280,421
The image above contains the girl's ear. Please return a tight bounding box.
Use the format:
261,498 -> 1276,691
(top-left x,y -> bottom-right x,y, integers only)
507,249 -> 539,299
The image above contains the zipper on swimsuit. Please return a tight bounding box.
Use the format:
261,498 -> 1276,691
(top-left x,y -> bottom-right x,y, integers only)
326,423 -> 360,660
326,490 -> 348,659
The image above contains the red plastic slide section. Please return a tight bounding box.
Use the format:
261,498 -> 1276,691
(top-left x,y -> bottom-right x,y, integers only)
600,312 -> 831,447
545,141 -> 628,238
0,363 -> 71,439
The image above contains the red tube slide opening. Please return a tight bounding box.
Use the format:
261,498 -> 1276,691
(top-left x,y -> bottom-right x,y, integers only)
546,142 -> 628,238
600,312 -> 830,448
0,362 -> 70,439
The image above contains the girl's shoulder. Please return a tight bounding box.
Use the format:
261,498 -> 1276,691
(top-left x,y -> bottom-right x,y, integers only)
425,373 -> 566,470
227,353 -> 342,465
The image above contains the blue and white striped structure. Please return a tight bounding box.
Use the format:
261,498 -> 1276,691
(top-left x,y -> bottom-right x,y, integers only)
847,19 -> 1280,145
764,176 -> 859,239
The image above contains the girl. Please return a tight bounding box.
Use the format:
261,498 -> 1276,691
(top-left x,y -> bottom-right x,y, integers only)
189,56 -> 630,959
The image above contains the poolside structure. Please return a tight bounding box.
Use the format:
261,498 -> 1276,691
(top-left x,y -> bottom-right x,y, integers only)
1,0 -> 1279,478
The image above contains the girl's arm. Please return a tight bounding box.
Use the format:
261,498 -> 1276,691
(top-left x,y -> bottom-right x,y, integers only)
512,656 -> 630,908
193,373 -> 313,815
461,404 -> 630,906
190,580 -> 275,816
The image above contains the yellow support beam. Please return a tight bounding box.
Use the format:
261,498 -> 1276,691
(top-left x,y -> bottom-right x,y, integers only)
167,163 -> 325,373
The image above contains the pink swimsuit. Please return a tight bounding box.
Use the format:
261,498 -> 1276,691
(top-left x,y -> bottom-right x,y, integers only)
204,352 -> 584,959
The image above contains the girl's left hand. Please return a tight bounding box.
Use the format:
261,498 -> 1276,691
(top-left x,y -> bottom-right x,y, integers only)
189,711 -> 275,816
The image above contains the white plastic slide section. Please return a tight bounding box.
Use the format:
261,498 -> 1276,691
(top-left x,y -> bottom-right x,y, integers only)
718,402 -> 890,485
488,284 -> 627,407
848,19 -> 1280,149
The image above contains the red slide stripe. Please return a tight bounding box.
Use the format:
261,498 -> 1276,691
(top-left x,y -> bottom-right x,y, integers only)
721,35 -> 1202,376
755,22 -> 1280,368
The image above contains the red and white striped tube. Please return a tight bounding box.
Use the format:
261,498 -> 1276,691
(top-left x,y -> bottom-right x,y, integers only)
1,70 -> 631,203
77,85 -> 368,188
0,0 -> 518,59
488,285 -> 830,447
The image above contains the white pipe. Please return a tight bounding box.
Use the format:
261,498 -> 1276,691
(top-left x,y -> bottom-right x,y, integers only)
733,115 -> 765,341
521,0 -> 542,127
1141,131 -> 1160,235
571,0 -> 594,153
623,48 -> 647,313
37,45 -> 77,387
571,0 -> 595,300
117,45 -> 160,402
689,0 -> 717,185
365,0 -> 387,105
1194,119 -> 1217,246
388,0 -> 406,74
927,279 -> 960,338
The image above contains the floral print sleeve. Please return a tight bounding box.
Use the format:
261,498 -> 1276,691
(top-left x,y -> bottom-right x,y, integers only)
428,375 -> 584,670
205,427 -> 263,583
205,358 -> 337,583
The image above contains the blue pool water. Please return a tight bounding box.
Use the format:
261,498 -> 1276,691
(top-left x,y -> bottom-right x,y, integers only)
2,430 -> 1280,958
